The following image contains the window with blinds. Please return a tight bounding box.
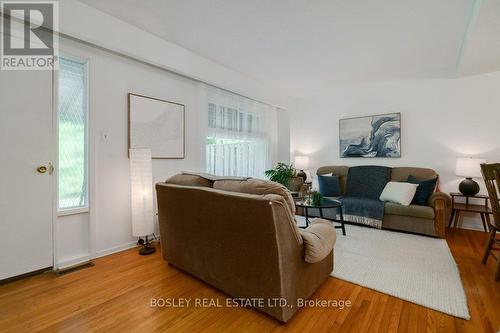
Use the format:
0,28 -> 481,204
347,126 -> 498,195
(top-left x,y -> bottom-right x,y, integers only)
204,87 -> 277,179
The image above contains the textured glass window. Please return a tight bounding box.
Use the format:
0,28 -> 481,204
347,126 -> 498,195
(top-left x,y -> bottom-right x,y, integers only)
58,57 -> 88,211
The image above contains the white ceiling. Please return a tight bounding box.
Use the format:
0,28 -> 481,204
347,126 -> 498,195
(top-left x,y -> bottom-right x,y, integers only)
79,0 -> 498,97
458,0 -> 500,76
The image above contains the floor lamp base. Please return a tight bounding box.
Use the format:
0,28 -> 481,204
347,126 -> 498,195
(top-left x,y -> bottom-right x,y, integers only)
139,245 -> 156,255
137,235 -> 156,255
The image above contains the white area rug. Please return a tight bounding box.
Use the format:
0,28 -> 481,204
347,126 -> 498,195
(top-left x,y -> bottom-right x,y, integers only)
330,225 -> 470,319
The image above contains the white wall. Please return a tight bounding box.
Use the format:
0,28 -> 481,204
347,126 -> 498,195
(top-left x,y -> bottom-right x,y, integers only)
277,110 -> 291,164
290,71 -> 500,230
55,37 -> 290,266
57,38 -> 200,264
2,4 -> 292,268
55,2 -> 293,264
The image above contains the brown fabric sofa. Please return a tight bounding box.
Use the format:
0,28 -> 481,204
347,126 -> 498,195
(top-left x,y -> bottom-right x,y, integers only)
316,166 -> 452,238
156,173 -> 336,322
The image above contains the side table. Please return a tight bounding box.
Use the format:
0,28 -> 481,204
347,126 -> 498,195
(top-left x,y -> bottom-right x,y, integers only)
448,192 -> 492,233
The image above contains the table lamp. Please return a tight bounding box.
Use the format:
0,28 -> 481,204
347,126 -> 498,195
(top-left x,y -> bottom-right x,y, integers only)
294,155 -> 309,182
455,157 -> 486,196
129,148 -> 156,255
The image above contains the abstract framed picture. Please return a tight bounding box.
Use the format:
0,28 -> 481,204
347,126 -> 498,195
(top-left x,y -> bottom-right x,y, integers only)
128,93 -> 185,159
339,112 -> 401,158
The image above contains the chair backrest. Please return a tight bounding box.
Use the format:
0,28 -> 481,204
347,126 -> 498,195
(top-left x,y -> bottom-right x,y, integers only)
480,163 -> 500,229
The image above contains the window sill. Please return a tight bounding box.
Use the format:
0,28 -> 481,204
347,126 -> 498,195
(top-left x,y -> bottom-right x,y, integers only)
58,207 -> 89,217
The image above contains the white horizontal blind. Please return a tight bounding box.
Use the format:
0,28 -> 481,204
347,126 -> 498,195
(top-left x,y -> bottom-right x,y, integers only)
203,86 -> 277,179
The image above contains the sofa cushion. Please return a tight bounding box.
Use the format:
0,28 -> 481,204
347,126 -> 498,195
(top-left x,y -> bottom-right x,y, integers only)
213,178 -> 296,214
166,174 -> 213,187
407,175 -> 438,206
379,181 -> 418,206
384,202 -> 435,219
299,219 -> 336,263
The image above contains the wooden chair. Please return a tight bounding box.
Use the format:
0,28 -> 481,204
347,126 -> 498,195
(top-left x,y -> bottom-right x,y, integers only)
480,163 -> 500,281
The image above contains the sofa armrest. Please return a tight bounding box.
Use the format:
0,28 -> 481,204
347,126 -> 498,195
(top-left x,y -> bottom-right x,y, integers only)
428,192 -> 451,238
428,191 -> 451,210
299,219 -> 336,263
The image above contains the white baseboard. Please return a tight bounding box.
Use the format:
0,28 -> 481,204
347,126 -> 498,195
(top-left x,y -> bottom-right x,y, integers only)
57,254 -> 92,270
56,240 -> 159,270
95,241 -> 137,258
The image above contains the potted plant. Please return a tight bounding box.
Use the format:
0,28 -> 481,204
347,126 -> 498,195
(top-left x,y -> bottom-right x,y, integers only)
310,191 -> 323,206
265,162 -> 304,192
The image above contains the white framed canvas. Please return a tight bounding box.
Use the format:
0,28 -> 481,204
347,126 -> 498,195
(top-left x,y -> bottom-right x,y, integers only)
339,112 -> 401,158
128,93 -> 185,159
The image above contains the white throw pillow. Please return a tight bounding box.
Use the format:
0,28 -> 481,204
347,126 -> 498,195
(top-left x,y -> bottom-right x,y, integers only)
379,182 -> 419,206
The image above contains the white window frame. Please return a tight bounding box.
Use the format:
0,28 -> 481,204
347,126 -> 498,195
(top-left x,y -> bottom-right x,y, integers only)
56,54 -> 90,215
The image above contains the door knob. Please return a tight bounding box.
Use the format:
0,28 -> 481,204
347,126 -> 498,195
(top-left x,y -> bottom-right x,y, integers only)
37,165 -> 47,174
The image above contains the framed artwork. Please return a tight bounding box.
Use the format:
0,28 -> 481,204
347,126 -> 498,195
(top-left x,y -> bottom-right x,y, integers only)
339,112 -> 401,158
128,93 -> 185,159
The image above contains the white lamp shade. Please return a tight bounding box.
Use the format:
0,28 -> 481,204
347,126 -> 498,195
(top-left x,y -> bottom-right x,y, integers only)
130,148 -> 154,237
455,157 -> 486,178
294,156 -> 310,170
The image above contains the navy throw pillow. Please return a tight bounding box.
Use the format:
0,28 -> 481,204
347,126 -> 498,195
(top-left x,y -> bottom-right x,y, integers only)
318,175 -> 341,197
407,175 -> 437,206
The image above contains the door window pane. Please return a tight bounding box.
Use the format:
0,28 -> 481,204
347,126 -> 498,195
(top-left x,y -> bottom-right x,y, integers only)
58,57 -> 88,211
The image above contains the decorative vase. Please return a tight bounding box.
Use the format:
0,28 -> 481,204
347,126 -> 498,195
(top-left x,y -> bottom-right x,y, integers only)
296,169 -> 307,182
286,177 -> 304,192
458,178 -> 480,196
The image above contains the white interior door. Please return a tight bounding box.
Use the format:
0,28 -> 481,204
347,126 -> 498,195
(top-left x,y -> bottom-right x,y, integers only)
0,69 -> 54,280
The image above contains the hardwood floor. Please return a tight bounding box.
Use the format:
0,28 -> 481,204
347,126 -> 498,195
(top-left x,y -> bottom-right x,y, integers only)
1,228 -> 499,333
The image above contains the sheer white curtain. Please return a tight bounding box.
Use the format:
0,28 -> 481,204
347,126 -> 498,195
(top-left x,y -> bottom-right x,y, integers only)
199,84 -> 278,179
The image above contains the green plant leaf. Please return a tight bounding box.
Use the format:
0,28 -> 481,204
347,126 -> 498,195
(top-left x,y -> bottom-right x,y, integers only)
265,163 -> 297,186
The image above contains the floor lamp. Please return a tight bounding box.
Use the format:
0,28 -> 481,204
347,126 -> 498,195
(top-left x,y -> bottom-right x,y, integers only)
129,148 -> 156,255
